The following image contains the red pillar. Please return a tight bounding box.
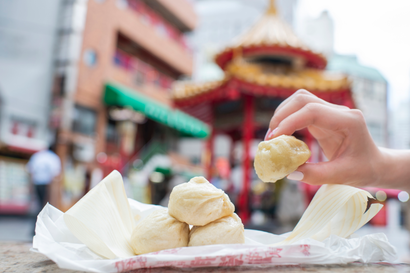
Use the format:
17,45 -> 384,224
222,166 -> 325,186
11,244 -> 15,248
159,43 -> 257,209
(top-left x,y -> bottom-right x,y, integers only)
204,105 -> 215,181
205,128 -> 215,180
238,95 -> 254,223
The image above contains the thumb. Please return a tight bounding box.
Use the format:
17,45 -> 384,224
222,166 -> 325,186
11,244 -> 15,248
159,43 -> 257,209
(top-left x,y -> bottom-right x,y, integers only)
287,161 -> 346,185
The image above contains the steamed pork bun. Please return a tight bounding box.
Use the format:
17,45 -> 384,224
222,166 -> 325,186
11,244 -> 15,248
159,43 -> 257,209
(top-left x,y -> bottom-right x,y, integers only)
254,135 -> 311,183
168,176 -> 235,226
188,214 -> 245,247
130,208 -> 189,255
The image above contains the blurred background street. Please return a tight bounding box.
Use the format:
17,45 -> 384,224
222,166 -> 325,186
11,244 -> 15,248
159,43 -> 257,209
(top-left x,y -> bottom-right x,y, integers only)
0,216 -> 34,242
1,0 -> 410,264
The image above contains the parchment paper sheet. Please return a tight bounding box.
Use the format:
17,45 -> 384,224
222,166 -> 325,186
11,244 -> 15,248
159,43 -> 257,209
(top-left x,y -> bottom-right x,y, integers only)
32,200 -> 397,273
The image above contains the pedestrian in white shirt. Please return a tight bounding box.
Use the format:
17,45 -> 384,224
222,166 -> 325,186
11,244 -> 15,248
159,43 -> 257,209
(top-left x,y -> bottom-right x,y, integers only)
26,146 -> 61,208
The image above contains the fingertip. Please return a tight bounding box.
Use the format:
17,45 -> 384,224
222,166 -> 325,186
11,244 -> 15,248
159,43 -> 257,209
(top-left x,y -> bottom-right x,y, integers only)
264,128 -> 272,141
264,127 -> 278,141
287,171 -> 304,180
271,125 -> 294,139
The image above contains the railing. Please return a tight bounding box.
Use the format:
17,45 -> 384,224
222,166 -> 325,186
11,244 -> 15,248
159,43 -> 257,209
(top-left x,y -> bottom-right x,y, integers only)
113,50 -> 174,90
126,0 -> 189,50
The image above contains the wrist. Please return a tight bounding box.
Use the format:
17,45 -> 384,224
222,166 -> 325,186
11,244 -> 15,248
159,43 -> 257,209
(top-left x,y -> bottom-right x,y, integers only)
374,147 -> 391,188
376,147 -> 410,191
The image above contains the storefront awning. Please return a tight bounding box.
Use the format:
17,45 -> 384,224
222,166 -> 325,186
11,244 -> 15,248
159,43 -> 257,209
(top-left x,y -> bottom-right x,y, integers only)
104,82 -> 210,138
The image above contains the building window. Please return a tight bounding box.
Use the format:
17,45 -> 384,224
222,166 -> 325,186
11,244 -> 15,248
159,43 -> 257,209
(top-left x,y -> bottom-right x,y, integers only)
114,49 -> 176,89
83,49 -> 98,67
363,79 -> 373,99
126,0 -> 187,49
8,116 -> 37,138
72,105 -> 97,136
374,82 -> 386,102
134,70 -> 145,86
152,74 -> 160,87
106,120 -> 120,144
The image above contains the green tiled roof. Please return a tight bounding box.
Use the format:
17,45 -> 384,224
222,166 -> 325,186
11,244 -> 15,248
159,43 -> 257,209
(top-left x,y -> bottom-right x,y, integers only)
327,55 -> 386,82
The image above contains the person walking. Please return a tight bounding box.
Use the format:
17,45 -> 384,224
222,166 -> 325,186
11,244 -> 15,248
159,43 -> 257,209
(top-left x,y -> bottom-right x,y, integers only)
26,145 -> 61,209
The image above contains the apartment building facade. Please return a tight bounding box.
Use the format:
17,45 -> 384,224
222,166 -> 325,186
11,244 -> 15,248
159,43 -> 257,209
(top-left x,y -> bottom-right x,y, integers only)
51,0 -> 208,209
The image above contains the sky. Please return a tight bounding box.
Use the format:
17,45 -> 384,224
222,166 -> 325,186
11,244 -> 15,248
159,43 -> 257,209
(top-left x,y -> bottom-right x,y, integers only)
296,0 -> 410,109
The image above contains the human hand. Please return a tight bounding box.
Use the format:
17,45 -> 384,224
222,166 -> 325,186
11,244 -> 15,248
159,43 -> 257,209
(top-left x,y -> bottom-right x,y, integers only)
265,89 -> 384,188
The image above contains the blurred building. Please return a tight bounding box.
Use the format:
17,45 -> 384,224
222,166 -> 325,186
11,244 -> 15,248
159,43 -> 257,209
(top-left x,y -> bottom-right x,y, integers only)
296,10 -> 389,147
389,99 -> 410,149
0,0 -> 207,212
0,0 -> 62,214
327,55 -> 388,147
295,11 -> 333,57
50,0 -> 208,210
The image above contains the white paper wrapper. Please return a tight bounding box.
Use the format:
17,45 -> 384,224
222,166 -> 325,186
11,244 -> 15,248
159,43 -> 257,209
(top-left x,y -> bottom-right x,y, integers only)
32,199 -> 397,272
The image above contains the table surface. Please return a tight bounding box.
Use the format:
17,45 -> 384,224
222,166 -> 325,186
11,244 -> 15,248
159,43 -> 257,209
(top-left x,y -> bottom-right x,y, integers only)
2,242 -> 410,273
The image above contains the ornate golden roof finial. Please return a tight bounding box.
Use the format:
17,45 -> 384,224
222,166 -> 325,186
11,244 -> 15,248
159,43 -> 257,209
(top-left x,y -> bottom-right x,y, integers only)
267,0 -> 277,15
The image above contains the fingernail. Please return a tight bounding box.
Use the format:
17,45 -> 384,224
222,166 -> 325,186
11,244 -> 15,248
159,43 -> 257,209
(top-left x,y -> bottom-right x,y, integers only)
287,171 -> 304,181
264,127 -> 278,141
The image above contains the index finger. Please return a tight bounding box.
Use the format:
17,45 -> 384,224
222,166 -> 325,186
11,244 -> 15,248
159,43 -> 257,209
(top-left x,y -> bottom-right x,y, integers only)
274,103 -> 351,137
269,93 -> 349,131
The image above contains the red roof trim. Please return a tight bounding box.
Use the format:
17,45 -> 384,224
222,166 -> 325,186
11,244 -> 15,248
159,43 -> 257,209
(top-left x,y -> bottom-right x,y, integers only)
174,78 -> 354,108
215,45 -> 327,71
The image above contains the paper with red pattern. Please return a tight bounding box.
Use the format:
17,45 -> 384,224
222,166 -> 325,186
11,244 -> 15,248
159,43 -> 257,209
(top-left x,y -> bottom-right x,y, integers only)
32,201 -> 397,272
